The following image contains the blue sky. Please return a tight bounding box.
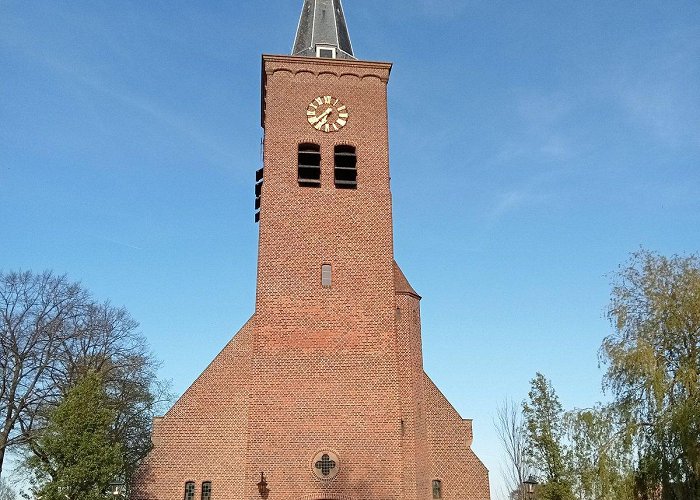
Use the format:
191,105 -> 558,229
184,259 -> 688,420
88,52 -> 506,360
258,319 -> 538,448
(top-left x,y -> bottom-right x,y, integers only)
1,1 -> 699,497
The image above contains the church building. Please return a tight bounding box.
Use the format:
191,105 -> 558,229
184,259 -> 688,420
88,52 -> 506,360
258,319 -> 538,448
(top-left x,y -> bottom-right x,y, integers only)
133,1 -> 490,499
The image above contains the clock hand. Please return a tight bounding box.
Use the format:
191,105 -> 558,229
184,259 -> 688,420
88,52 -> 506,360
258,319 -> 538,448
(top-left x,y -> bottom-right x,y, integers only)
311,107 -> 333,124
315,114 -> 330,129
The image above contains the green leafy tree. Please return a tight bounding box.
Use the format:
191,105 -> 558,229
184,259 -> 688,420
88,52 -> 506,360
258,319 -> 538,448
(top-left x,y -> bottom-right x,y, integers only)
27,373 -> 123,500
602,250 -> 700,499
565,405 -> 635,500
522,373 -> 575,500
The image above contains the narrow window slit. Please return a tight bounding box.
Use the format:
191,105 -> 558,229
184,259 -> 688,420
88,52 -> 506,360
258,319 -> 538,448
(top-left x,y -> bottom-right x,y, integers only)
321,264 -> 332,287
432,480 -> 442,499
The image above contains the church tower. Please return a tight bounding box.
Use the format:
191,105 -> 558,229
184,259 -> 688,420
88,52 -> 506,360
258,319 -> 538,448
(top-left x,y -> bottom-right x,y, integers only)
133,2 -> 490,499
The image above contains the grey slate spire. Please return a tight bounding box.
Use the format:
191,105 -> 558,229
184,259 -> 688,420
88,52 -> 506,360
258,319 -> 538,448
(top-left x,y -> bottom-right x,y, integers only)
292,0 -> 355,60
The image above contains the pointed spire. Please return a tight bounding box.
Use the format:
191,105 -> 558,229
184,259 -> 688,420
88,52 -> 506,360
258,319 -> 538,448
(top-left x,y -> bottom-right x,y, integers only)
292,0 -> 355,60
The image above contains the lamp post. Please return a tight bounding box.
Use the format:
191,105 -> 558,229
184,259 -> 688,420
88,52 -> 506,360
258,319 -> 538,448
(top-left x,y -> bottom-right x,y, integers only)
108,482 -> 126,498
523,476 -> 538,499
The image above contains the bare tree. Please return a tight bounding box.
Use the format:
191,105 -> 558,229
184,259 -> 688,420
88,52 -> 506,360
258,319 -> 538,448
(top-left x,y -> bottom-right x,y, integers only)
0,271 -> 87,476
495,398 -> 532,500
1,270 -> 170,485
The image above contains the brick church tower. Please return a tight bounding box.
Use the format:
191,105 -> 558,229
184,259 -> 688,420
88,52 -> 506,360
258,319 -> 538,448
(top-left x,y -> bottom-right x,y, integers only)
132,2 -> 490,499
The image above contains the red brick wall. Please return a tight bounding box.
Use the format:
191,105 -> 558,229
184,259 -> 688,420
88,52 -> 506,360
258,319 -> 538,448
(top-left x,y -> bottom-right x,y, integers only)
425,376 -> 491,499
132,318 -> 253,500
395,263 -> 428,499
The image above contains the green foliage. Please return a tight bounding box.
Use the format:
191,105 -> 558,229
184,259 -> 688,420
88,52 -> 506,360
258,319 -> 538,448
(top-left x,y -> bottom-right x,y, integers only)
522,375 -> 636,500
27,373 -> 124,500
565,405 -> 635,500
507,250 -> 698,500
602,250 -> 700,498
522,373 -> 575,500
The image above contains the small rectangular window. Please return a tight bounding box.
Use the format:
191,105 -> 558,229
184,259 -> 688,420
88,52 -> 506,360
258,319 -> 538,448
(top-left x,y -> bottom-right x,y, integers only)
317,46 -> 336,58
432,480 -> 442,499
184,482 -> 195,500
321,264 -> 332,287
201,481 -> 211,500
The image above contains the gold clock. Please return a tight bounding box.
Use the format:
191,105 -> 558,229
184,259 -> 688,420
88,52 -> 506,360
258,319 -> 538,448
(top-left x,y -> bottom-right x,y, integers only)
306,95 -> 349,133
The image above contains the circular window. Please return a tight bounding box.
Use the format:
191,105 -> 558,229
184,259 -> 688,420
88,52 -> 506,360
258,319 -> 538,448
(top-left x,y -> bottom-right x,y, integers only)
311,450 -> 340,480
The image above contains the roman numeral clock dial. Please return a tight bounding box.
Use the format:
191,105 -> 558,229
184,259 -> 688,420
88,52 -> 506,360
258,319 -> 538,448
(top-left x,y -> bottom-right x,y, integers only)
306,95 -> 349,133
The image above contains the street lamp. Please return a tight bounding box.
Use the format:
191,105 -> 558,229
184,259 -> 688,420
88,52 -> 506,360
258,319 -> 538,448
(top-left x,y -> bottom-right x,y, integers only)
108,482 -> 126,497
523,476 -> 538,499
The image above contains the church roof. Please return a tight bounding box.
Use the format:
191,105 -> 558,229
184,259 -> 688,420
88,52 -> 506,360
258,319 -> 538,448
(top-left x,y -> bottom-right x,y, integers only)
292,0 -> 356,60
394,261 -> 421,299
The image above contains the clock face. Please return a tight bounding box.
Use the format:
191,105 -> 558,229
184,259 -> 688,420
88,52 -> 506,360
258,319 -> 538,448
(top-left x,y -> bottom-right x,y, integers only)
306,95 -> 349,133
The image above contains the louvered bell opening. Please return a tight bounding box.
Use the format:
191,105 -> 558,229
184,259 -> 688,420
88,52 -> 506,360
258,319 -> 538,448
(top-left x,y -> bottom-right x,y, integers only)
298,143 -> 321,186
254,167 -> 263,223
334,145 -> 356,189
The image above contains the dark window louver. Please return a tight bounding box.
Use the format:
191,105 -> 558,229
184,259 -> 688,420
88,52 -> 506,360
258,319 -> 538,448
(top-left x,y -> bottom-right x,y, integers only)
254,167 -> 263,223
334,145 -> 356,188
299,143 -> 321,186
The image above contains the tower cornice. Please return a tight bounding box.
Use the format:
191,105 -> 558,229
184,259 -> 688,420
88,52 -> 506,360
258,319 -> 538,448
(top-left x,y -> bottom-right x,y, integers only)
262,54 -> 392,76
260,55 -> 392,127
